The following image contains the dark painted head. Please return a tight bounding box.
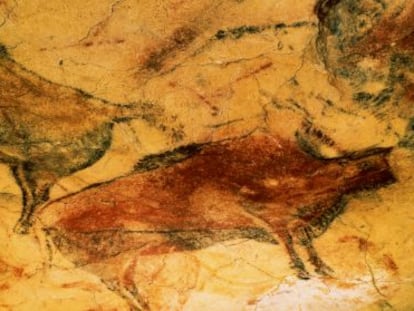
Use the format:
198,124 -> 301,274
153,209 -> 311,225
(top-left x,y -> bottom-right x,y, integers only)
343,146 -> 396,192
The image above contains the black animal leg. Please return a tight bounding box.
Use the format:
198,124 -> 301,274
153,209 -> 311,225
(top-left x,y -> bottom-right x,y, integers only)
277,230 -> 310,279
102,278 -> 150,311
297,227 -> 333,276
12,164 -> 35,234
305,240 -> 333,276
11,164 -> 51,234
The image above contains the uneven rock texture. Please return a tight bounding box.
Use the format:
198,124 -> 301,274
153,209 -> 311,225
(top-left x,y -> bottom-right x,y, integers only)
0,0 -> 413,310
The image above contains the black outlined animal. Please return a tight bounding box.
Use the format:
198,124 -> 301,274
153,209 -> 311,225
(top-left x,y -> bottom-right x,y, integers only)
0,44 -> 180,233
45,134 -> 395,310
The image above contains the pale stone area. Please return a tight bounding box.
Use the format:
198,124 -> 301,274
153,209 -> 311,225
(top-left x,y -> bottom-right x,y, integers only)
0,0 -> 413,310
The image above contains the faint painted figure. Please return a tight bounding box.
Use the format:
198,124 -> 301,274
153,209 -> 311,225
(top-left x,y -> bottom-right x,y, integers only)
0,44 -> 179,233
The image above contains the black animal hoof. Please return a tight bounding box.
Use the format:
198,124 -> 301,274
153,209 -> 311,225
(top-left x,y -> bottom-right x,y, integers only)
13,221 -> 31,235
297,269 -> 311,280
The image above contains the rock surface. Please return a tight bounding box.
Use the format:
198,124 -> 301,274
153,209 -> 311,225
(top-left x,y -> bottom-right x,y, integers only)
0,0 -> 413,310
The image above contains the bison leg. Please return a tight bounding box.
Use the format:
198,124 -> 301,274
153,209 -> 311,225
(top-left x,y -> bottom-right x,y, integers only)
12,163 -> 51,234
277,229 -> 310,279
12,163 -> 36,234
306,241 -> 333,276
296,227 -> 333,276
102,278 -> 150,311
121,257 -> 150,311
